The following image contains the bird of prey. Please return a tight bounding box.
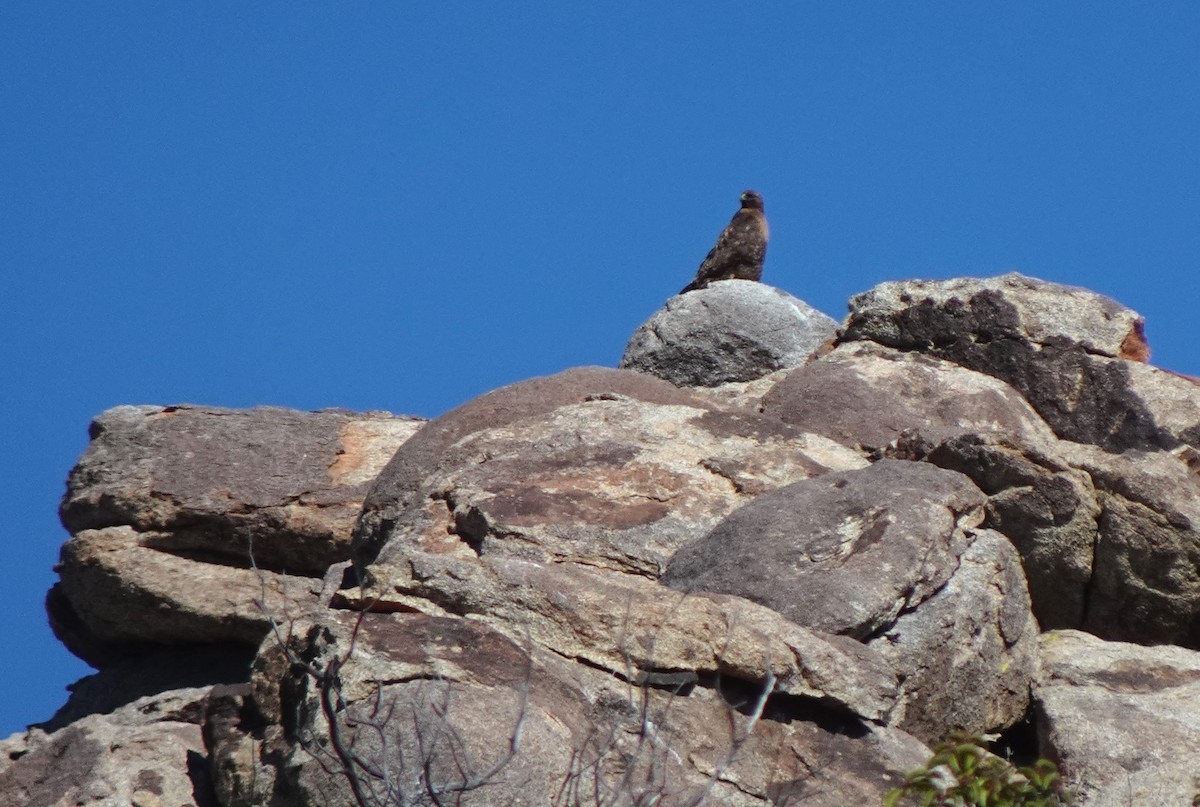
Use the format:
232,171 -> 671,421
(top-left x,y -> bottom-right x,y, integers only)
679,189 -> 768,294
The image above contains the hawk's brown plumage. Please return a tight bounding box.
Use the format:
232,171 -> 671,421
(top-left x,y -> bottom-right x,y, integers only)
680,189 -> 768,294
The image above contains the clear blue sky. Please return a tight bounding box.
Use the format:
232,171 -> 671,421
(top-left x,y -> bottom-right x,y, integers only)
4,5 -> 1199,737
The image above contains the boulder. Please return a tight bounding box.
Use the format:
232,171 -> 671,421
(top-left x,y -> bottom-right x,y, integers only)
916,420 -> 1200,649
759,342 -> 1058,455
359,379 -> 864,585
36,271 -> 1200,807
868,530 -> 1039,743
354,366 -> 716,569
0,686 -> 217,807
209,608 -> 930,806
926,435 -> 1101,631
345,556 -> 899,721
843,273 -> 1147,361
619,280 -> 838,387
53,405 -> 422,665
663,461 -> 987,640
663,462 -> 1038,741
49,526 -> 323,666
62,405 -> 424,574
1056,442 -> 1200,647
839,273 -> 1200,452
1035,630 -> 1200,806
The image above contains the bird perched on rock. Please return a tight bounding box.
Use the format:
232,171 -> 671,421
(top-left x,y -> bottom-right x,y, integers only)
680,189 -> 768,294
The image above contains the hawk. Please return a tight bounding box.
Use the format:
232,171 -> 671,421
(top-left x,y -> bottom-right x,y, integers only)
680,189 -> 768,294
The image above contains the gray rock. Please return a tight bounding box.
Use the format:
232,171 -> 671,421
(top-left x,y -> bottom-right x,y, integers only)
53,405 -> 422,665
926,435 -> 1101,631
844,273 -> 1147,360
619,280 -> 838,387
839,273 -> 1200,452
0,686 -> 216,807
663,460 -> 987,639
62,404 -> 424,575
214,607 -> 929,806
39,271 -> 1200,806
344,554 -> 899,720
1056,442 -> 1200,647
869,530 -> 1039,743
360,383 -> 864,585
760,342 -> 1058,455
1035,630 -> 1200,806
50,525 -> 324,665
354,366 -> 716,570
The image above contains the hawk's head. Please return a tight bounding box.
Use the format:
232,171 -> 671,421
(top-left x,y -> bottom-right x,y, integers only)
740,190 -> 764,210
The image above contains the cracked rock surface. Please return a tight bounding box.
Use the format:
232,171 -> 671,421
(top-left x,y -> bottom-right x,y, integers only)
52,404 -> 423,664
24,275 -> 1200,806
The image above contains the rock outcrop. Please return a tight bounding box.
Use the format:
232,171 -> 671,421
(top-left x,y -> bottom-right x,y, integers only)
10,273 -> 1200,806
49,405 -> 424,667
839,273 -> 1200,453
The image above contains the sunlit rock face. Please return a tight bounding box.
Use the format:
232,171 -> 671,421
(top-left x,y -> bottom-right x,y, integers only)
23,274 -> 1200,807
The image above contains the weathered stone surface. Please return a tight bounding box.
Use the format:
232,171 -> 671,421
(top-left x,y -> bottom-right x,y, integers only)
36,272 -> 1200,806
926,435 -> 1101,631
362,393 -> 864,584
355,366 -> 715,569
62,404 -> 424,575
663,461 -> 987,640
1056,442 -> 1200,647
203,683 -> 266,807
920,432 -> 1200,648
216,608 -> 928,806
218,612 -> 591,807
869,530 -> 1039,743
619,280 -> 838,387
839,273 -> 1200,452
1035,630 -> 1200,806
690,368 -> 795,412
49,525 -> 323,666
0,686 -> 217,807
53,405 -> 421,665
844,273 -> 1147,360
760,342 -> 1058,455
348,557 -> 898,721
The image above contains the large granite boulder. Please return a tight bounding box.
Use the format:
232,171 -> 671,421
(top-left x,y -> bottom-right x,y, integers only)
663,461 -> 987,639
839,273 -> 1200,453
28,272 -> 1200,807
619,280 -> 838,387
61,405 -> 424,573
0,685 -> 218,807
1035,630 -> 1200,806
343,557 -> 899,721
1055,442 -> 1200,646
926,434 -> 1101,631
52,405 -> 423,665
663,462 -> 1038,741
867,529 -> 1038,744
759,342 -> 1058,456
353,366 -> 715,570
207,607 -> 930,807
356,367 -> 864,586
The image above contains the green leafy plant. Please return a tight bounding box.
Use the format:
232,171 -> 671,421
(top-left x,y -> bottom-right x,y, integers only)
884,733 -> 1070,807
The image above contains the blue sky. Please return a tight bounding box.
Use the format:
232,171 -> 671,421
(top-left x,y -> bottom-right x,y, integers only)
4,5 -> 1199,736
